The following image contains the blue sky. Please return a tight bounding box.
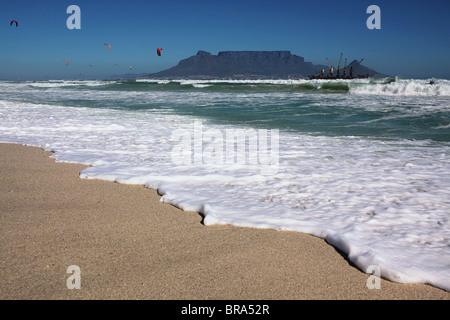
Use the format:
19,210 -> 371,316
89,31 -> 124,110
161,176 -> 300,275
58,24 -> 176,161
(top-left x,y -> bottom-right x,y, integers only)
0,0 -> 449,79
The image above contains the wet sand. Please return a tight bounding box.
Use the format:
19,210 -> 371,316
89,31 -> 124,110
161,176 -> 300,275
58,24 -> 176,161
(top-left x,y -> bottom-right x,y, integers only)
0,143 -> 448,300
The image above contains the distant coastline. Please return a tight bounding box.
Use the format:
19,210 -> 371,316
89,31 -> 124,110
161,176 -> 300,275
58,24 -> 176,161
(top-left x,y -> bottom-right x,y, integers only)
142,51 -> 388,80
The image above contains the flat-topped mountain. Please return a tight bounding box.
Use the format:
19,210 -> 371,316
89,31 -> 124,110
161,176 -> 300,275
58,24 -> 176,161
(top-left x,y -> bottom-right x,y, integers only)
147,51 -> 386,79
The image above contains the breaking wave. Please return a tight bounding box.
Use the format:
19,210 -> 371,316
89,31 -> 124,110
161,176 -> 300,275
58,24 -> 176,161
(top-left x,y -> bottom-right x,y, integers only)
350,78 -> 450,97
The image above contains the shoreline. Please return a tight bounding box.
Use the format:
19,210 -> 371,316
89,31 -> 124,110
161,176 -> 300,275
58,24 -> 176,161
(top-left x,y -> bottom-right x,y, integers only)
0,142 -> 448,299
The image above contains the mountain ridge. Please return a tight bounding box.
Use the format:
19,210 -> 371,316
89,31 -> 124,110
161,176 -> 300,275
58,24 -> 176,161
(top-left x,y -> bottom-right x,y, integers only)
146,51 -> 387,79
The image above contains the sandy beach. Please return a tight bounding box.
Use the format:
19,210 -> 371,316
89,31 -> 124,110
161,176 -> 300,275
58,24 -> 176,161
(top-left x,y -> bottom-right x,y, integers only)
0,142 -> 448,300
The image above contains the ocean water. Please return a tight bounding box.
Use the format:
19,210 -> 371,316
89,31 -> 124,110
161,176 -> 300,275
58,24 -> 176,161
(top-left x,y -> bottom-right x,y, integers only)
0,78 -> 449,291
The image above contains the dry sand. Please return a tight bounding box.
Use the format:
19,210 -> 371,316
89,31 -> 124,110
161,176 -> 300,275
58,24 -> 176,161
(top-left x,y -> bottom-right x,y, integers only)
0,143 -> 448,300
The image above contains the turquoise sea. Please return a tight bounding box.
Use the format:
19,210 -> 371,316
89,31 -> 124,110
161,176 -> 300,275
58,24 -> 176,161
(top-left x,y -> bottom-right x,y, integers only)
0,77 -> 449,291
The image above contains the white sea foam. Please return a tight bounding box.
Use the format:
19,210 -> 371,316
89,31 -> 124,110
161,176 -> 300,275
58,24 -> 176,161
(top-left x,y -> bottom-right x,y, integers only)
350,79 -> 450,97
138,78 -> 450,97
141,78 -> 365,86
0,80 -> 449,292
27,80 -> 116,88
